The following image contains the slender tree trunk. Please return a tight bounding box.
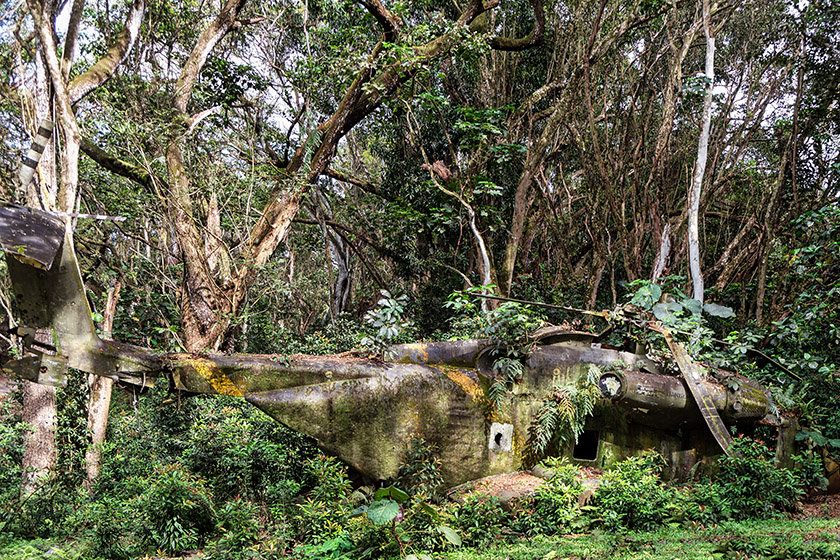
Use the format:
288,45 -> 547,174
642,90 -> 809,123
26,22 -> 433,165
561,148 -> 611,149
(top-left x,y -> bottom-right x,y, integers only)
587,254 -> 607,310
754,149 -> 790,324
500,169 -> 537,296
651,223 -> 671,283
687,0 -> 715,304
20,379 -> 57,495
20,44 -> 58,498
84,281 -> 121,488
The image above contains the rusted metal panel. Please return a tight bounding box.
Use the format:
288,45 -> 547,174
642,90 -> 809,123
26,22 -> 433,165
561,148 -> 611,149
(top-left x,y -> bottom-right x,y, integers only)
0,205 -> 64,270
3,353 -> 68,387
388,340 -> 487,366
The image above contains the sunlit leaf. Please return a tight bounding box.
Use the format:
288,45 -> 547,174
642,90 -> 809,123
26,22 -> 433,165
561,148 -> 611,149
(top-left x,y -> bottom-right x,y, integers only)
367,499 -> 399,525
680,298 -> 702,315
703,303 -> 736,318
653,303 -> 679,324
437,525 -> 462,546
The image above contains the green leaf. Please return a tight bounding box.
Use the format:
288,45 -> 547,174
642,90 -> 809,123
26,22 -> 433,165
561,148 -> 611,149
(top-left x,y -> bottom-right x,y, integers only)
418,500 -> 441,522
648,283 -> 662,302
373,486 -> 410,504
389,487 -> 410,504
630,283 -> 662,309
437,525 -> 462,546
811,432 -> 828,446
703,303 -> 736,318
680,298 -> 702,315
652,303 -> 679,324
348,505 -> 368,518
367,499 -> 400,525
796,430 -> 816,442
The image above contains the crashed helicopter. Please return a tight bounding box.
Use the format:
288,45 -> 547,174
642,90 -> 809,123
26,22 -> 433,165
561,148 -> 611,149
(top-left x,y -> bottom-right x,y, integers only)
0,126 -> 796,489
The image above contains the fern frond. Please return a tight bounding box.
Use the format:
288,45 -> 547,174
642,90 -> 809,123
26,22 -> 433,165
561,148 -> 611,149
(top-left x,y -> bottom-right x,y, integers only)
530,400 -> 559,456
488,378 -> 509,419
554,392 -> 576,424
525,367 -> 602,466
583,364 -> 601,387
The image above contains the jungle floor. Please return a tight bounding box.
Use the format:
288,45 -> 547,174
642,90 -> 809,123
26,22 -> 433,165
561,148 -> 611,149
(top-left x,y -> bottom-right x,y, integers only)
440,471 -> 840,560
800,493 -> 840,519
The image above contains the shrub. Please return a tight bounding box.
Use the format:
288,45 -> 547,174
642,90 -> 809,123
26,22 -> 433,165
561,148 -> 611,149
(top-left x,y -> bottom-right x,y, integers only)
204,498 -> 262,560
137,463 -> 216,554
672,481 -> 733,525
792,449 -> 830,493
294,456 -> 352,542
182,397 -> 316,501
74,495 -> 142,559
303,455 -> 352,502
716,436 -> 804,517
347,486 -> 461,558
396,435 -> 444,500
14,476 -> 87,539
591,451 -> 671,530
0,397 -> 26,532
449,493 -> 507,547
512,457 -> 584,535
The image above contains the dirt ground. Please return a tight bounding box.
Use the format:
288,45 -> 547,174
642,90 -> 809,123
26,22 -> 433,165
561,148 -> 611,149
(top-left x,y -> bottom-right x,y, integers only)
0,372 -> 18,396
799,493 -> 840,520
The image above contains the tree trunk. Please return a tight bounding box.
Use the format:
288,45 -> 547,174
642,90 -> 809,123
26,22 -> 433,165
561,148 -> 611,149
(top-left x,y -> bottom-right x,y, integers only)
20,380 -> 56,495
651,223 -> 671,283
499,168 -> 537,296
20,42 -> 58,497
687,0 -> 715,304
84,280 -> 121,488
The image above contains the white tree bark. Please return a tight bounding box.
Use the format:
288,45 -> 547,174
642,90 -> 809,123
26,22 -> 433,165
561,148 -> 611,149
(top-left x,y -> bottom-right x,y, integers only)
651,223 -> 671,283
687,0 -> 715,304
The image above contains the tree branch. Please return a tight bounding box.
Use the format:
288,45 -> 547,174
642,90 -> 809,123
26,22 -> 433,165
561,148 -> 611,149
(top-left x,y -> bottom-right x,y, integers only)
68,0 -> 145,104
186,106 -> 221,134
173,0 -> 247,113
234,16 -> 268,27
490,0 -> 544,51
358,0 -> 400,41
79,136 -> 162,192
61,0 -> 86,79
323,167 -> 381,196
292,218 -> 409,267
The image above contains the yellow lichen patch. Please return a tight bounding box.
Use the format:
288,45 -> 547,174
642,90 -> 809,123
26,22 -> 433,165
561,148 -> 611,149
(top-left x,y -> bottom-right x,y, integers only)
433,365 -> 483,401
512,429 -> 526,460
397,344 -> 430,363
188,357 -> 244,397
484,405 -> 502,424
